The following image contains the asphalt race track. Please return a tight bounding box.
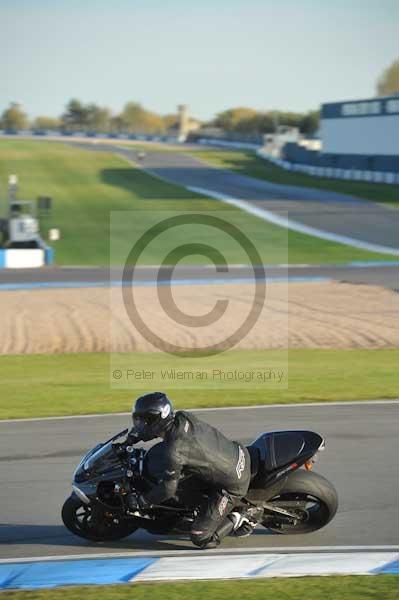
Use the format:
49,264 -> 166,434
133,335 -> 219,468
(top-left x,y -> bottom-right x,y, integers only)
1,403 -> 398,560
1,139 -> 399,289
75,142 -> 399,252
1,264 -> 399,290
3,135 -> 399,253
1,141 -> 398,561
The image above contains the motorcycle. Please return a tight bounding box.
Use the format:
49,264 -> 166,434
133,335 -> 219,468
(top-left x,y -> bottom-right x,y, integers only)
62,428 -> 338,543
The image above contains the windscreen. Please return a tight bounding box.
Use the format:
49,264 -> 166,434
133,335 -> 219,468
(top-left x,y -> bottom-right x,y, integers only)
84,441 -> 121,474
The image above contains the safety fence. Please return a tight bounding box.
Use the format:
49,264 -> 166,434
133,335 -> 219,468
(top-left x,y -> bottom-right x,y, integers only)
257,149 -> 399,185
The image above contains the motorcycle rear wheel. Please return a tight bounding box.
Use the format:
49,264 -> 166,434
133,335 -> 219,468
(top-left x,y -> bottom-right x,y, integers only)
62,494 -> 138,542
263,470 -> 338,534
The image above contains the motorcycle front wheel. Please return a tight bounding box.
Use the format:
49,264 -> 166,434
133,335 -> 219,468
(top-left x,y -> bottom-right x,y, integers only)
62,494 -> 138,542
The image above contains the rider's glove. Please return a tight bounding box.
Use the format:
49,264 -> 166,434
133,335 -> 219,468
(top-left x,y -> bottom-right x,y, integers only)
112,443 -> 126,457
126,429 -> 141,446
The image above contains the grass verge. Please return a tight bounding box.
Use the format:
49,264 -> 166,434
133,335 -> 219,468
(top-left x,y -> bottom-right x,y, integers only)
194,149 -> 399,207
0,140 -> 397,265
1,576 -> 398,600
0,140 -> 216,266
0,349 -> 397,419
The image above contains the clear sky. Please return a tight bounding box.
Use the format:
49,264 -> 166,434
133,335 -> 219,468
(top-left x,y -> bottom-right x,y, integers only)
1,0 -> 398,121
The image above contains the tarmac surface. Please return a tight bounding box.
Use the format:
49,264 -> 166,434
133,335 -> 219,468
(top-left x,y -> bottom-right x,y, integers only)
73,142 -> 399,252
1,402 -> 398,559
1,264 -> 399,290
3,135 -> 399,252
1,139 -> 398,560
1,139 -> 399,289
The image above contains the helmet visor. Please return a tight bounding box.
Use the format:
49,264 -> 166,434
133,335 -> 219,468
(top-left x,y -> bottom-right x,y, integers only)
133,412 -> 160,427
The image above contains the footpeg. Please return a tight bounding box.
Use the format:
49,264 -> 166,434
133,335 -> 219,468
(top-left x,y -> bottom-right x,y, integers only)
229,511 -> 256,537
229,511 -> 245,530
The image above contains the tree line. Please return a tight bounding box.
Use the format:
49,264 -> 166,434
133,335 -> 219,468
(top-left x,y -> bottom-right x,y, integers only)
211,107 -> 319,136
0,98 -> 320,136
0,99 -> 180,135
1,57 -> 398,137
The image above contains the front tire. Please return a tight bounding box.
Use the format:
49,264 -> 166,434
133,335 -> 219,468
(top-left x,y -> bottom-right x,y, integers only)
62,494 -> 138,542
264,470 -> 338,534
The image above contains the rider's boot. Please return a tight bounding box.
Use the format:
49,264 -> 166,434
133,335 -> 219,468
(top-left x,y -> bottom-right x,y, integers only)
196,516 -> 235,549
198,508 -> 260,549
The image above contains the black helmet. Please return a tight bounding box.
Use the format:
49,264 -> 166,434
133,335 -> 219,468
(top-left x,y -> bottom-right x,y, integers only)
132,392 -> 174,441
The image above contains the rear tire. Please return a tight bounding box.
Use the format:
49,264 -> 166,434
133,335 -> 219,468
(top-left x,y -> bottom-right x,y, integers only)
62,494 -> 139,542
263,470 -> 338,534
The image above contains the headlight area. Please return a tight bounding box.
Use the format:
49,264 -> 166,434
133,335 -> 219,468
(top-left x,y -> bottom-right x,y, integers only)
74,468 -> 91,483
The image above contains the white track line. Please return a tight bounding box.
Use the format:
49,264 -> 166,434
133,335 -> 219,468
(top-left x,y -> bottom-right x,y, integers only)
1,546 -> 399,565
0,400 -> 398,424
188,186 -> 399,257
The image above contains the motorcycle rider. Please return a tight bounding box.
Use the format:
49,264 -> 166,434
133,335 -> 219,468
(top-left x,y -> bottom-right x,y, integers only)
126,391 -> 255,548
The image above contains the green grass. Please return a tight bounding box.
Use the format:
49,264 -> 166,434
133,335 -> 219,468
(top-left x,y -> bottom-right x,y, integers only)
0,140 -> 219,266
1,576 -> 398,600
0,349 -> 397,419
194,149 -> 399,207
0,139 -> 398,266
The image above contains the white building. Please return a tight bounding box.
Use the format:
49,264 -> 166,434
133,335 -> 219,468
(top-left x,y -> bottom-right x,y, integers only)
321,95 -> 399,156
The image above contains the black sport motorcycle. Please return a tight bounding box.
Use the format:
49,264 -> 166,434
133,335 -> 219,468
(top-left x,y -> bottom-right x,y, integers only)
62,429 -> 338,543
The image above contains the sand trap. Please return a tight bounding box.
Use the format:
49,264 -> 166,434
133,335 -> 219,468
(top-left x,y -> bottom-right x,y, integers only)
0,281 -> 398,355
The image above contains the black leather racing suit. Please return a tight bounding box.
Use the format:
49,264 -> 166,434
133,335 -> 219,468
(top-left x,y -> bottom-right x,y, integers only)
133,410 -> 251,547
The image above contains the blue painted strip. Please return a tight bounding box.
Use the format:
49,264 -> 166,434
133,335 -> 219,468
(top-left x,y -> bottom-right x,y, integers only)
0,557 -> 156,590
44,246 -> 54,265
0,250 -> 5,269
372,559 -> 399,575
0,281 -> 110,291
247,558 -> 284,576
0,275 -> 331,291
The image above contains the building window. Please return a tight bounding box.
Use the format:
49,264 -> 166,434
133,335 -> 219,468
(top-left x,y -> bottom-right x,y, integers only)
386,99 -> 399,114
341,101 -> 381,116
